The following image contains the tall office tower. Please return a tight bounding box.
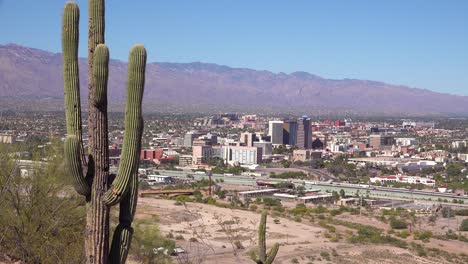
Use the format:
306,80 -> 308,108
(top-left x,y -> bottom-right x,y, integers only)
282,120 -> 297,145
296,116 -> 311,149
268,121 -> 284,144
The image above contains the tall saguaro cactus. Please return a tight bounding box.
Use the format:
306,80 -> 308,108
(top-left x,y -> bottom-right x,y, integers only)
251,212 -> 280,264
61,1 -> 146,263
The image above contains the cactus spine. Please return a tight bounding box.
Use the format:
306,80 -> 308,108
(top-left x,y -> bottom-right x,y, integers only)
253,212 -> 279,264
61,1 -> 146,263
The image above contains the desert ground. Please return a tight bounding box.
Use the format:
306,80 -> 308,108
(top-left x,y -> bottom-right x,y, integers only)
131,197 -> 468,264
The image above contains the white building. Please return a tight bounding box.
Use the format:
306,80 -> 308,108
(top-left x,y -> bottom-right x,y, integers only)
370,175 -> 435,186
147,175 -> 173,184
452,141 -> 466,149
223,146 -> 262,165
395,138 -> 418,146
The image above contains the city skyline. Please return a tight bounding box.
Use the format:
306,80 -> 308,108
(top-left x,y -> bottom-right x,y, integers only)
0,0 -> 467,96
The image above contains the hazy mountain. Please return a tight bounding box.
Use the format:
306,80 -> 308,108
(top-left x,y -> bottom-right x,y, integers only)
1,43 -> 467,116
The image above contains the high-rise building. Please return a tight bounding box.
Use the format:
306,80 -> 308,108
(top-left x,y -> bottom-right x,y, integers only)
296,116 -> 311,149
282,120 -> 297,145
268,121 -> 284,145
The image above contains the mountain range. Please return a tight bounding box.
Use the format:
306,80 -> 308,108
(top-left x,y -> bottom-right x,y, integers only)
1,43 -> 467,116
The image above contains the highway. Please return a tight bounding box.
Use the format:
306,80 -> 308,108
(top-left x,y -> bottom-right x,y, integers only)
154,169 -> 468,204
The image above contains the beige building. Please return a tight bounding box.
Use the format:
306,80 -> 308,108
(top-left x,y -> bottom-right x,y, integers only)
178,155 -> 193,167
0,134 -> 16,144
293,149 -> 322,162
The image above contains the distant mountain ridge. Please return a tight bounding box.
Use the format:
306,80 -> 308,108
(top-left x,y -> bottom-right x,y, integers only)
1,43 -> 467,116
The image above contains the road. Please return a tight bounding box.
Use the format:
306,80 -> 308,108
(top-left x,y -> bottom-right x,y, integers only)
154,169 -> 468,205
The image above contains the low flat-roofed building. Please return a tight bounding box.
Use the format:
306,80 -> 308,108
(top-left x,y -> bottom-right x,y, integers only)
147,175 -> 173,184
273,193 -> 297,201
297,193 -> 333,204
238,188 -> 277,198
336,198 -> 358,206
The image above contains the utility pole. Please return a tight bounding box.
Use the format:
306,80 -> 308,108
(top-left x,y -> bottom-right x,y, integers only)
360,195 -> 363,216
208,171 -> 212,196
447,207 -> 450,230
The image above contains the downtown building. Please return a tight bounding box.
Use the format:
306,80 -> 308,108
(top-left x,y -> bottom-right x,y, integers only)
296,116 -> 311,149
268,121 -> 284,145
282,120 -> 297,146
192,144 -> 262,166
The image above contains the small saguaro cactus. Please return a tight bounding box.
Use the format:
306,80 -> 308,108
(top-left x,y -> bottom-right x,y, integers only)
61,1 -> 146,263
251,211 -> 280,264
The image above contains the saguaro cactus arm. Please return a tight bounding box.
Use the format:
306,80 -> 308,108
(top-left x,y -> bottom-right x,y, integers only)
265,243 -> 279,264
109,161 -> 139,263
64,136 -> 90,196
92,44 -> 109,107
104,45 -> 146,206
62,1 -> 81,137
62,2 -> 90,197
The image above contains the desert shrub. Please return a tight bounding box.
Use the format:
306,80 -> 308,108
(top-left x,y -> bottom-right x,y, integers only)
320,251 -> 331,260
262,197 -> 281,206
250,204 -> 258,211
204,196 -> 217,205
139,180 -> 151,190
455,209 -> 468,216
414,230 -> 433,242
330,209 -> 341,216
175,195 -> 193,203
273,205 -> 285,212
390,217 -> 408,229
398,230 -> 410,238
131,221 -> 175,263
441,207 -> 455,218
0,144 -> 85,263
313,205 -> 329,214
460,219 -> 468,231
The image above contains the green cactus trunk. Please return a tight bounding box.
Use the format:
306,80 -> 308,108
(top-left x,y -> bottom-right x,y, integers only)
61,1 -> 146,263
253,212 -> 279,264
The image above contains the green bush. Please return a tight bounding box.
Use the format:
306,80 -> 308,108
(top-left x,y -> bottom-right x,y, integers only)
455,209 -> 468,216
262,197 -> 282,206
460,219 -> 468,231
414,230 -> 433,242
398,230 -> 410,238
390,218 -> 408,229
175,195 -> 193,203
441,207 -> 455,218
330,209 -> 341,216
0,144 -> 85,263
131,222 -> 175,263
270,171 -> 307,179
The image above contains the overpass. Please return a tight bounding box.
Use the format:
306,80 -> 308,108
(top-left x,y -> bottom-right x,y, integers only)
139,189 -> 195,197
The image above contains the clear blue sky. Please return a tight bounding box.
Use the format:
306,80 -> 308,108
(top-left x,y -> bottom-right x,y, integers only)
1,0 -> 467,95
